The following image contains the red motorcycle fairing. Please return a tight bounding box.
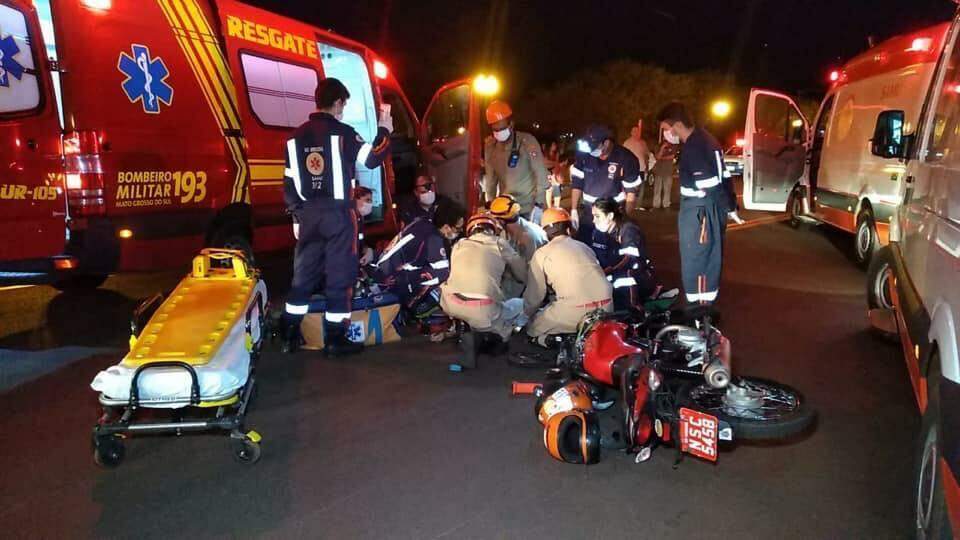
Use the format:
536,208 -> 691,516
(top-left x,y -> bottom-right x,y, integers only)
582,320 -> 645,385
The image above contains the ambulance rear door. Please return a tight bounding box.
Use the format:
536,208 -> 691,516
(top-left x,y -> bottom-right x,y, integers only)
0,0 -> 65,267
743,88 -> 809,211
420,80 -> 484,214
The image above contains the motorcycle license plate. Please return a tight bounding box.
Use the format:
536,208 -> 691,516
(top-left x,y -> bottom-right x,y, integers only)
679,408 -> 719,462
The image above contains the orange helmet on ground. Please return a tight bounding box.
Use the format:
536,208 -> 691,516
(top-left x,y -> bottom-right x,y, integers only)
540,208 -> 571,229
543,409 -> 601,464
489,195 -> 521,222
465,212 -> 503,237
537,380 -> 595,425
485,100 -> 513,125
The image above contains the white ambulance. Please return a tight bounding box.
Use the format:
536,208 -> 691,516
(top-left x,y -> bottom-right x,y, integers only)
740,23 -> 949,268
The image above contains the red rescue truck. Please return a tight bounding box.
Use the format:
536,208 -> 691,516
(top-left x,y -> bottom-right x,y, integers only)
0,0 -> 431,288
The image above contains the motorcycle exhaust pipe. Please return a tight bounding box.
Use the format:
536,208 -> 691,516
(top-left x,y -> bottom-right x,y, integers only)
703,361 -> 731,389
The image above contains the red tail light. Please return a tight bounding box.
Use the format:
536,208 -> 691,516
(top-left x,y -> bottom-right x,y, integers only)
63,130 -> 105,217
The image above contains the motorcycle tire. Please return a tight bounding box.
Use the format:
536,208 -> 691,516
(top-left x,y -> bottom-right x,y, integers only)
679,377 -> 816,441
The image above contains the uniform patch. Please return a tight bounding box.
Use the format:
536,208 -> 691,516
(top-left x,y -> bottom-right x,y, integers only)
118,44 -> 174,114
305,152 -> 325,176
607,164 -> 618,174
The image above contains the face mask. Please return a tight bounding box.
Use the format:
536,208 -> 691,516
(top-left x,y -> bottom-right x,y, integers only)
589,148 -> 603,158
445,230 -> 460,241
663,130 -> 680,145
419,190 -> 436,206
594,216 -> 613,233
358,201 -> 373,217
493,127 -> 511,142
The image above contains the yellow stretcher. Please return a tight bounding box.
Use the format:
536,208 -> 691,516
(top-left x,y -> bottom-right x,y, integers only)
90,249 -> 266,467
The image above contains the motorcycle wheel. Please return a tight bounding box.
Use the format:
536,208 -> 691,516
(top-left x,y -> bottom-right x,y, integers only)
680,377 -> 816,441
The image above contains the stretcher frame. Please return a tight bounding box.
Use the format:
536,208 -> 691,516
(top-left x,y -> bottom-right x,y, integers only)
92,250 -> 266,467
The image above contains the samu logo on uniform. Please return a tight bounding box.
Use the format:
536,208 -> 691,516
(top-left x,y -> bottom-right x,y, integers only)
118,44 -> 173,114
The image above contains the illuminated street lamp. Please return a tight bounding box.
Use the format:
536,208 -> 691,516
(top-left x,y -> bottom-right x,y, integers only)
473,73 -> 500,96
711,100 -> 732,120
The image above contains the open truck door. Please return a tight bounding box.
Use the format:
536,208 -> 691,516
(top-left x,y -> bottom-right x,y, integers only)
420,80 -> 484,215
0,0 -> 67,281
743,88 -> 809,211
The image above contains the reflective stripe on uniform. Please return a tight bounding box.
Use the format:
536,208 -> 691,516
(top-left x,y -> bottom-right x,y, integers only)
401,263 -> 420,271
285,138 -> 305,201
685,290 -> 718,302
421,277 -> 440,286
570,165 -> 585,179
357,142 -> 372,166
695,176 -> 721,189
613,277 -> 638,288
681,186 -> 706,198
582,193 -> 598,203
614,192 -> 626,203
618,246 -> 640,257
377,233 -> 415,265
331,135 -> 345,200
430,260 -> 450,269
325,311 -> 351,322
285,302 -> 308,315
622,177 -> 643,188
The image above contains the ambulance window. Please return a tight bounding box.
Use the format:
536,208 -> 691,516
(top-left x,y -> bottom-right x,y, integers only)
426,85 -> 470,143
925,34 -> 960,163
240,53 -> 318,129
0,4 -> 41,115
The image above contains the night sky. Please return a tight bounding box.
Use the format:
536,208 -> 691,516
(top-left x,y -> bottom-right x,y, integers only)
247,0 -> 956,111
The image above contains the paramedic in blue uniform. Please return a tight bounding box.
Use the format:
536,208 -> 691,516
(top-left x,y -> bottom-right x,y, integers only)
657,102 -> 728,304
588,197 -> 661,311
281,77 -> 392,356
569,124 -> 642,232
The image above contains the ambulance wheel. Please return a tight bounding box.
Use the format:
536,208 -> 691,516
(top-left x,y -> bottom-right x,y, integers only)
53,274 -> 108,291
866,246 -> 894,311
232,434 -> 262,465
92,434 -> 125,468
854,208 -> 878,269
787,187 -> 804,229
211,229 -> 255,265
915,357 -> 950,540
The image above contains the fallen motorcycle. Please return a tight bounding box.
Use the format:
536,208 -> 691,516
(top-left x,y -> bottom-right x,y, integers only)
527,306 -> 816,465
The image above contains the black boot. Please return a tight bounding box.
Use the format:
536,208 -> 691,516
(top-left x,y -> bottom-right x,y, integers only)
323,320 -> 363,357
458,330 -> 477,369
280,314 -> 304,354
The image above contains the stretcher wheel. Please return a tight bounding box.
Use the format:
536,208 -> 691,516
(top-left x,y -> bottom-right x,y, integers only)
93,434 -> 125,468
232,433 -> 262,465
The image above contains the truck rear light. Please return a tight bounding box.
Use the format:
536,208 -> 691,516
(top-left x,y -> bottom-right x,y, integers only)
63,130 -> 105,217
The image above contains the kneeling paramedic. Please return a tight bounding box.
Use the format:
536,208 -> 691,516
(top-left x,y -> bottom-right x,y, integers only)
374,200 -> 464,338
570,124 -> 641,231
440,213 -> 527,351
282,78 -> 392,355
657,102 -> 728,304
523,208 -> 613,346
589,198 -> 662,311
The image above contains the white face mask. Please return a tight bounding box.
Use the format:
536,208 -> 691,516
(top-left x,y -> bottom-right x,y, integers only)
358,201 -> 373,217
418,190 -> 436,206
493,127 -> 511,142
663,129 -> 680,145
594,215 -> 614,233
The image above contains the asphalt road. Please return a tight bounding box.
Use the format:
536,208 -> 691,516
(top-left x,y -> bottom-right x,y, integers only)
0,210 -> 918,539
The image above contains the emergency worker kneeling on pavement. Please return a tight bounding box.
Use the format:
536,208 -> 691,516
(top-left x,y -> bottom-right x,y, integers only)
570,124 -> 642,231
483,101 -> 550,222
489,194 -> 547,262
282,77 -> 392,356
374,199 -> 464,338
440,213 -> 527,348
588,197 -> 663,311
523,208 -> 613,345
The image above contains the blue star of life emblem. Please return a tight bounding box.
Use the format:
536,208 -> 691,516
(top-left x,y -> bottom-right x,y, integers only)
346,321 -> 364,343
117,44 -> 173,114
0,34 -> 25,88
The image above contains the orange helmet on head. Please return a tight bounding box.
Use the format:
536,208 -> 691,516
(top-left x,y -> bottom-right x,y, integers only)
485,100 -> 513,125
489,195 -> 521,223
465,212 -> 503,237
540,208 -> 571,229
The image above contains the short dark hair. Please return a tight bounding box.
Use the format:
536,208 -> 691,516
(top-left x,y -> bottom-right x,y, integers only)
434,198 -> 465,229
543,222 -> 571,240
316,78 -> 350,109
656,102 -> 694,128
354,186 -> 373,199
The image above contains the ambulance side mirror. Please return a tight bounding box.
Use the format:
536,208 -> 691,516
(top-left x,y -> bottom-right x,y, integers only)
871,110 -> 906,159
